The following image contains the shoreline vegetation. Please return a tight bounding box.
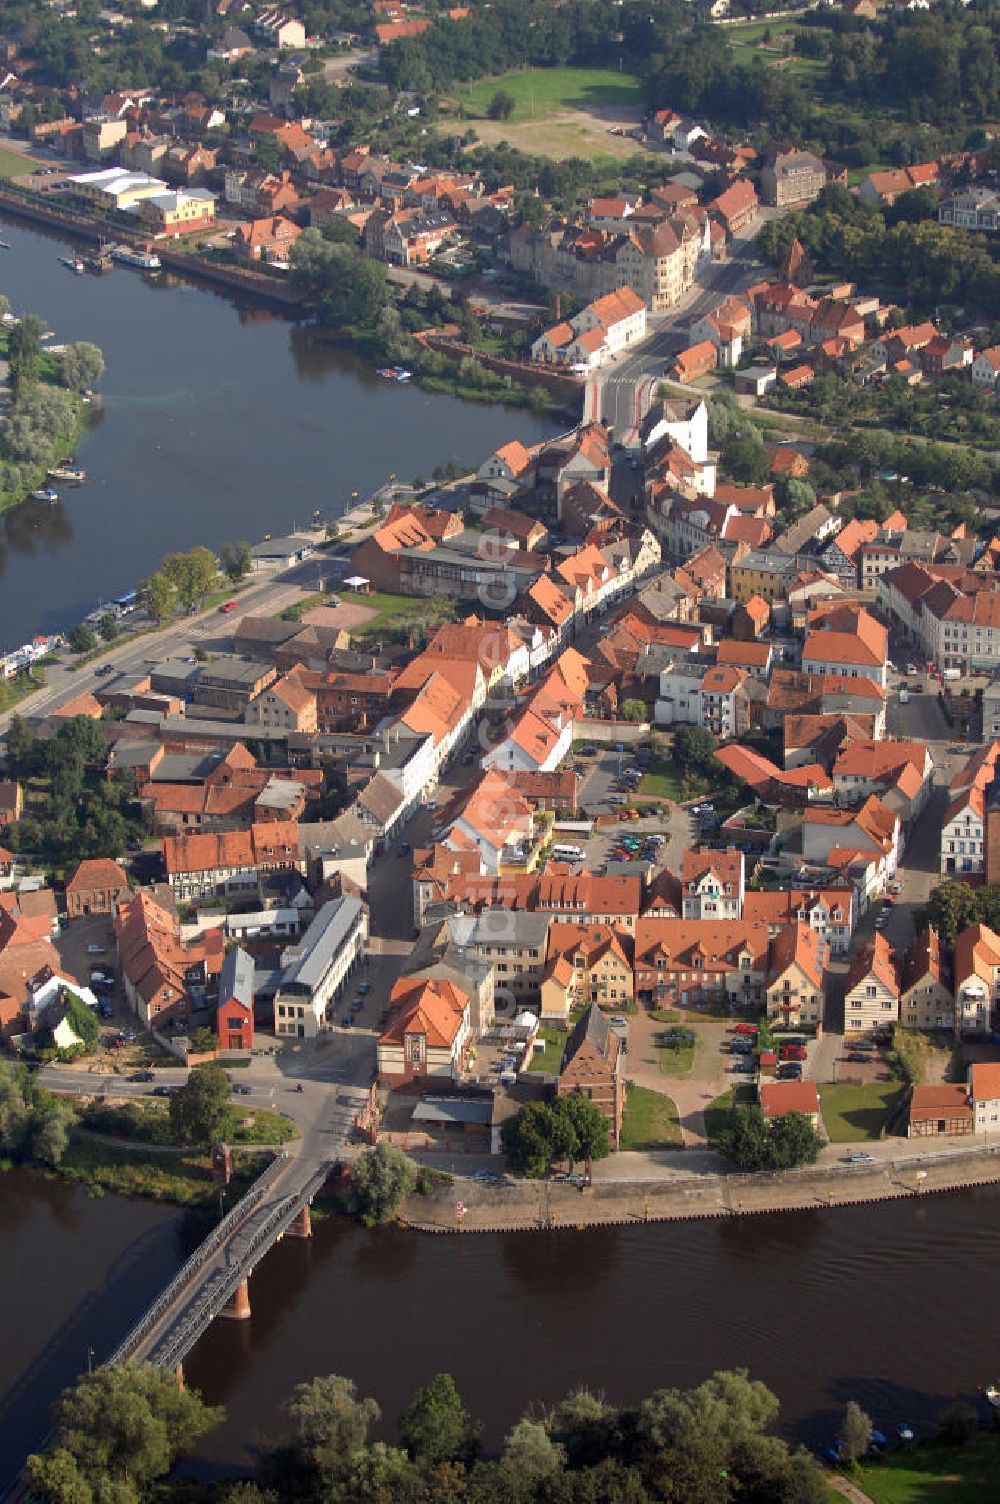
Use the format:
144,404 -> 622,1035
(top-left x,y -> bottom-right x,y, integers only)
0,309 -> 103,518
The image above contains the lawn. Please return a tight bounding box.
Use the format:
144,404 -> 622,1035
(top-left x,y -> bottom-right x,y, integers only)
438,65 -> 649,164
656,1037 -> 696,1078
859,1433 -> 1000,1504
620,1084 -> 682,1151
345,589 -> 456,638
0,146 -> 35,179
530,1027 -> 566,1074
637,759 -> 709,802
453,66 -> 642,122
818,1077 -> 906,1142
59,1138 -> 262,1206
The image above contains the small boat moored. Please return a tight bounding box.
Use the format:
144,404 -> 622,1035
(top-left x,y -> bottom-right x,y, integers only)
58,255 -> 84,274
896,1423 -> 914,1443
377,365 -> 413,382
982,1384 -> 1000,1410
47,465 -> 86,484
31,487 -> 59,504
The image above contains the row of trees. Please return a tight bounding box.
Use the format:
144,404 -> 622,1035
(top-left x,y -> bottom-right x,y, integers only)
138,542 -> 249,623
28,1363 -> 829,1504
717,1105 -> 824,1174
922,879 -> 1000,947
500,1093 -> 610,1178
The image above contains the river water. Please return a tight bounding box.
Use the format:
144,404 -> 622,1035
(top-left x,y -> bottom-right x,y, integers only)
0,212 -> 558,649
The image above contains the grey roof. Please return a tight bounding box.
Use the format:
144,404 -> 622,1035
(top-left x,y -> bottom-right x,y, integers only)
256,776 -> 305,811
251,534 -> 315,559
149,753 -> 219,783
198,656 -> 274,688
109,739 -> 161,768
448,910 -> 551,950
220,945 -> 254,1009
278,896 -> 363,995
412,1097 -> 493,1126
150,659 -> 202,686
357,772 -> 405,826
234,616 -> 302,647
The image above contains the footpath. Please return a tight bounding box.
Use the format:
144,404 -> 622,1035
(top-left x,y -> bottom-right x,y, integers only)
400,1142 -> 1000,1234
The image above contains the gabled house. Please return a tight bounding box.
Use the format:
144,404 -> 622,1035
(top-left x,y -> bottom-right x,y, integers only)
844,933 -> 899,1035
900,927 -> 953,1032
766,921 -> 826,1027
556,1003 -> 625,1148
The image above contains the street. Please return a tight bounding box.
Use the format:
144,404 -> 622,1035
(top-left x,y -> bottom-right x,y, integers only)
596,217 -> 779,439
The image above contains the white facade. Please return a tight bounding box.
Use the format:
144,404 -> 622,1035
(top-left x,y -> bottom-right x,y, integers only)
643,400 -> 709,464
971,350 -> 1000,389
941,799 -> 985,876
273,898 -> 367,1039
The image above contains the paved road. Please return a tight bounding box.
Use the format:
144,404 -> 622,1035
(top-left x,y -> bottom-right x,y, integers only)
597,221 -> 776,439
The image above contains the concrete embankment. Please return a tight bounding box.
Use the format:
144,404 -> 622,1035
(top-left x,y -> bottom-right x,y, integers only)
401,1145 -> 1000,1233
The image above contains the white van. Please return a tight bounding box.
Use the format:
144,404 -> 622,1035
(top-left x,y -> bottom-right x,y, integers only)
943,667 -> 961,681
552,843 -> 584,862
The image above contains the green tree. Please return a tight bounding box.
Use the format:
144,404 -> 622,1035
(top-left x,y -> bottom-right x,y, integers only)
290,229 -> 391,328
57,342 -> 104,393
922,880 -> 983,945
285,1374 -> 380,1482
767,1111 -> 823,1171
776,476 -> 815,519
938,1401 -> 978,1446
500,1098 -> 557,1178
220,540 -> 253,584
500,1418 -> 565,1488
139,569 -> 177,624
839,1400 -> 872,1463
399,1374 -> 479,1467
487,88 -> 515,120
97,612 -> 119,643
718,1104 -> 771,1172
621,698 -> 647,723
672,724 -> 717,773
721,430 -> 770,486
67,625 -> 96,654
553,1091 -> 611,1169
26,1363 -> 222,1504
168,1062 -> 232,1146
162,546 -> 220,612
350,1142 -> 417,1225
8,313 -> 45,401
254,132 -> 281,174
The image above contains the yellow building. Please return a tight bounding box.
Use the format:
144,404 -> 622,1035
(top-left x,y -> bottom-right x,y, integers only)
730,550 -> 799,605
138,188 -> 217,237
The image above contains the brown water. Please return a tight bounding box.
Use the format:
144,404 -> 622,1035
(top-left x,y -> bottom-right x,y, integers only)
176,1185 -> 1000,1476
0,213 -> 558,649
3,1172 -> 1000,1486
0,1170 -> 187,1482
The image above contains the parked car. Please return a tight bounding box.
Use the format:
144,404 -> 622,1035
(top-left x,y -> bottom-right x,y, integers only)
86,943 -> 106,955
232,1083 -> 252,1096
733,1022 -> 757,1036
219,599 -> 238,613
397,842 -> 411,857
95,663 -> 115,677
152,1085 -> 175,1097
779,1043 -> 808,1062
848,1151 -> 877,1164
131,1070 -> 154,1082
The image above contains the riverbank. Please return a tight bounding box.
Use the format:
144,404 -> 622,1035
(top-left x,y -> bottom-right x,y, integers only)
399,1142 -> 1000,1232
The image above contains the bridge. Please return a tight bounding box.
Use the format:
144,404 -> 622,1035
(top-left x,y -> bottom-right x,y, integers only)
106,1152 -> 335,1374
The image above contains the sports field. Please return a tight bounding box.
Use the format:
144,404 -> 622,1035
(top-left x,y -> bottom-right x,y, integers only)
439,66 -> 649,163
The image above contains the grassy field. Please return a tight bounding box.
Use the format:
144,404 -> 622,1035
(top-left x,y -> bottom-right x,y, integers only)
345,588 -> 455,638
819,1078 -> 906,1142
620,1084 -> 682,1151
656,1036 -> 696,1078
859,1434 -> 1000,1504
637,759 -> 710,802
530,1027 -> 566,1074
0,146 -> 35,180
726,18 -> 826,80
59,1138 -> 261,1206
438,65 -> 649,164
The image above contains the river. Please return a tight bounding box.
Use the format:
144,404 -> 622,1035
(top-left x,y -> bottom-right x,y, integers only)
0,212 -> 559,650
4,1168 -> 1000,1483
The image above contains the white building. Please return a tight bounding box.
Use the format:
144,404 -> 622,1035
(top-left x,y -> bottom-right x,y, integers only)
273,897 -> 367,1039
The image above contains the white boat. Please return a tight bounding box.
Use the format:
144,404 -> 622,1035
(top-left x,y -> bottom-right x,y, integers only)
31,487 -> 59,503
984,1385 -> 1000,1410
111,245 -> 161,271
58,255 -> 84,273
48,466 -> 86,484
0,239 -> 11,250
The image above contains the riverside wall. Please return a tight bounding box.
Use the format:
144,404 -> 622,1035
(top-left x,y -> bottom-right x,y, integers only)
400,1144 -> 1000,1234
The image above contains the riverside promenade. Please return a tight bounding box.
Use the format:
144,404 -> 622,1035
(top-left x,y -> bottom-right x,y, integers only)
402,1141 -> 1000,1233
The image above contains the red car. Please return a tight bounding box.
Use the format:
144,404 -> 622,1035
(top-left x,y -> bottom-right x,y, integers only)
733,1022 -> 757,1036
779,1043 -> 808,1062
219,599 -> 238,613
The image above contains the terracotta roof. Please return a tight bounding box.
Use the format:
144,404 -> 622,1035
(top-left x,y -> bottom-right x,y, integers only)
969,1060 -> 1000,1105
65,858 -> 130,894
909,1083 -> 971,1124
760,1080 -> 820,1119
847,932 -> 899,997
381,976 -> 468,1049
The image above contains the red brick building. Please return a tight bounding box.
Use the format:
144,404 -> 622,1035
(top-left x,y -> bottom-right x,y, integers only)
217,945 -> 254,1051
